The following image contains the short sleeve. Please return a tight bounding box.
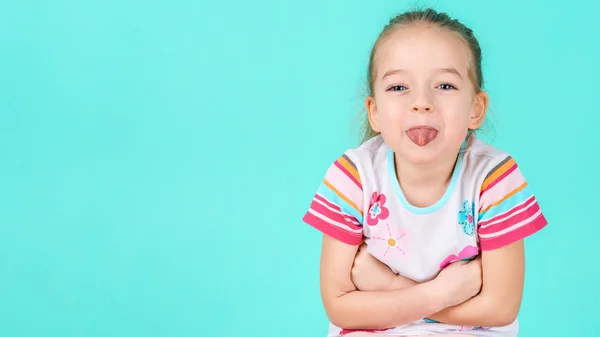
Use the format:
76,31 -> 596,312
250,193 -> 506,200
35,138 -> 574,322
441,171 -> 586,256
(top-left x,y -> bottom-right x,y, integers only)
302,154 -> 364,245
477,155 -> 548,251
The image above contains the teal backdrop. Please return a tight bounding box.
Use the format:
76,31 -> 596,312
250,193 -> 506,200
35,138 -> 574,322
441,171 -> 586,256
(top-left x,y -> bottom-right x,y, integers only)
1,0 -> 598,336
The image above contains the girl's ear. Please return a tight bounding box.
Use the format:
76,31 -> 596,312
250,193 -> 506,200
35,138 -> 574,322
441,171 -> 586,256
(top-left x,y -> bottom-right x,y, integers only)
366,96 -> 381,132
469,91 -> 488,130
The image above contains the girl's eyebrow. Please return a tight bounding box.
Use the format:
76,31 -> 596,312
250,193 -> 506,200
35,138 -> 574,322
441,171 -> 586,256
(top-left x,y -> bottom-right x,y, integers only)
381,68 -> 463,80
435,68 -> 463,79
381,69 -> 408,80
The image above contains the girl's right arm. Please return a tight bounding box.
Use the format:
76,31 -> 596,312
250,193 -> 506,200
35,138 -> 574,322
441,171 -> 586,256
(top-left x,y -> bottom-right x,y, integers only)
319,234 -> 476,330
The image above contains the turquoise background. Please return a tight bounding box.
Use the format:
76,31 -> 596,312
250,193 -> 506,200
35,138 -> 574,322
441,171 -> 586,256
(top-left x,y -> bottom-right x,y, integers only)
1,0 -> 598,336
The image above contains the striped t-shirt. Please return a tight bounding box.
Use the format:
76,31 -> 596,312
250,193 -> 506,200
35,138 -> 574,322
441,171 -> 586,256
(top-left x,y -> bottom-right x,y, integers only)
302,134 -> 547,337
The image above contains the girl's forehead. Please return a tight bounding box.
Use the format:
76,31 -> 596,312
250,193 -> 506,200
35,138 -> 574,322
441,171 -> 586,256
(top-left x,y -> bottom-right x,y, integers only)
376,25 -> 471,76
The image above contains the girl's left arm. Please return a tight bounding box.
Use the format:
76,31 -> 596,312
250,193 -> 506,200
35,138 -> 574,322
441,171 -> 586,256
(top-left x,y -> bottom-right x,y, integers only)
382,240 -> 525,327
426,239 -> 525,327
428,155 -> 548,327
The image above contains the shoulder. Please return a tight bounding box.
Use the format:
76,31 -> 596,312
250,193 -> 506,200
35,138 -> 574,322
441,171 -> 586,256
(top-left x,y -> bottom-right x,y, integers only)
461,134 -> 517,185
342,135 -> 388,168
462,134 -> 511,168
341,135 -> 389,181
316,135 -> 389,210
315,136 -> 389,205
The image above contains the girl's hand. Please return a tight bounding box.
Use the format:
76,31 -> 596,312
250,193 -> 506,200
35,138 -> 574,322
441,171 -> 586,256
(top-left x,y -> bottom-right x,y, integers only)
351,243 -> 397,291
433,257 -> 482,308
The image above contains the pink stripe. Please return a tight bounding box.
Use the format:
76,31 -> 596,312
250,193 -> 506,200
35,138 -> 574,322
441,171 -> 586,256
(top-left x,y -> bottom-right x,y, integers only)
315,194 -> 342,212
479,209 -> 542,239
315,194 -> 361,225
479,202 -> 540,235
480,167 -> 526,207
310,199 -> 345,223
334,160 -> 362,189
324,168 -> 363,210
479,195 -> 536,227
343,214 -> 360,225
302,212 -> 363,245
480,214 -> 547,251
481,163 -> 517,195
307,209 -> 362,234
310,199 -> 361,231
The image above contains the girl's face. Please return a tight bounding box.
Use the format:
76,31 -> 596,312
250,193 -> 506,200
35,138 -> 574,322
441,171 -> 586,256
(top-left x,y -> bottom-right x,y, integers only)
366,24 -> 487,166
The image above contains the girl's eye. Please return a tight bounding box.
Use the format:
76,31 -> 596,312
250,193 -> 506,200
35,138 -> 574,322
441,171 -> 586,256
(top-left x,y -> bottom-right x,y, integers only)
388,85 -> 407,91
437,83 -> 457,90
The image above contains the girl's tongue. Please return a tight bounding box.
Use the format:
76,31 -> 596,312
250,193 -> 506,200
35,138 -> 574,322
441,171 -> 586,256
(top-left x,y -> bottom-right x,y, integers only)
406,127 -> 438,146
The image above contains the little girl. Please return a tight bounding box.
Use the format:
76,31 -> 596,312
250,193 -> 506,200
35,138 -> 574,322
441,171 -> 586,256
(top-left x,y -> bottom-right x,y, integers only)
302,8 -> 547,337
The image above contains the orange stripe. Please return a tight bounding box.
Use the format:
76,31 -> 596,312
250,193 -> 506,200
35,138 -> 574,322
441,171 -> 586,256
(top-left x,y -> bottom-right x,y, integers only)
480,181 -> 529,213
481,158 -> 516,191
323,179 -> 363,216
338,157 -> 361,184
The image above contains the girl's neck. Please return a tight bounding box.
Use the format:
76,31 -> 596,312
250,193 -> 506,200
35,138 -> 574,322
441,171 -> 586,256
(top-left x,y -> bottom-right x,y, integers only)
394,153 -> 459,208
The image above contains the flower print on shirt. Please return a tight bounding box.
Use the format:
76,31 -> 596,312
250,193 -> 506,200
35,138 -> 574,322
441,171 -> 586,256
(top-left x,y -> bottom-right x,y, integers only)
370,222 -> 411,260
367,192 -> 390,226
439,245 -> 479,269
458,200 -> 475,236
